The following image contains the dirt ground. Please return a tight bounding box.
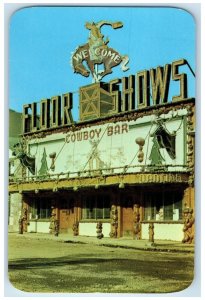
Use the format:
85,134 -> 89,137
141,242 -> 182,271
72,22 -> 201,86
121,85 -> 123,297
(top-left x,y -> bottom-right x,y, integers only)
7,234 -> 194,294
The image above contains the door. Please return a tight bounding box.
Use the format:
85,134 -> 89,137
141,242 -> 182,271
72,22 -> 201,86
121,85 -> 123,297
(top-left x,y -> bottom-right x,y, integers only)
121,195 -> 133,237
59,198 -> 75,234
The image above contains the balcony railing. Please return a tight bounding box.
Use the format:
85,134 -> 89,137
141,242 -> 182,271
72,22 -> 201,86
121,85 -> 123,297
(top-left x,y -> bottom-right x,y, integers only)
9,164 -> 190,184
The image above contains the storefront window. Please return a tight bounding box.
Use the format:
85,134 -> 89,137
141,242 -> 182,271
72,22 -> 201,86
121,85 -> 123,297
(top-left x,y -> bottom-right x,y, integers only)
30,198 -> 52,219
82,195 -> 110,220
144,190 -> 183,221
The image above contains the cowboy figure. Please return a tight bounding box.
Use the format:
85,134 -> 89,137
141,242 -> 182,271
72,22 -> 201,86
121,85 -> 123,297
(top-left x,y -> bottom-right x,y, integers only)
85,21 -> 123,61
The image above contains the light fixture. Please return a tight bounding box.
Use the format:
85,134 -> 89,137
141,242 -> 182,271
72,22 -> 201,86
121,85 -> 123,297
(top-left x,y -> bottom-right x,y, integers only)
73,186 -> 79,191
119,182 -> 125,189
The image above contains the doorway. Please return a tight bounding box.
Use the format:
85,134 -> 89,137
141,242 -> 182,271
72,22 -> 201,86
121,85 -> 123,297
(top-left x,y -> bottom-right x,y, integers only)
59,198 -> 75,234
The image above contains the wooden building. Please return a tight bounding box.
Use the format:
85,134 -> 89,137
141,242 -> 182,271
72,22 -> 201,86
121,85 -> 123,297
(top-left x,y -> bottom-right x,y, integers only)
8,64 -> 195,243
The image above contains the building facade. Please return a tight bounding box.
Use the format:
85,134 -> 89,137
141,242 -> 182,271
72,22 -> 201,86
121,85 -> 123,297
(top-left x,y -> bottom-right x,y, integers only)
8,77 -> 195,243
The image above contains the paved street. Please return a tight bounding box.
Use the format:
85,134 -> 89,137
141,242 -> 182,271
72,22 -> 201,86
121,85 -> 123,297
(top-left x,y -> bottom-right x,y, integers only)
8,233 -> 194,294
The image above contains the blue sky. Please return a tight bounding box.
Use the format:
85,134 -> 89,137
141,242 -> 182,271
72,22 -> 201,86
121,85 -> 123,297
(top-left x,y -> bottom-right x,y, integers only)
9,6 -> 195,120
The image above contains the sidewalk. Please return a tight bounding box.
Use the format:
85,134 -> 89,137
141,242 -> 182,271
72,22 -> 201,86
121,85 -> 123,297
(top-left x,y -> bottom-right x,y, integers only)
10,232 -> 194,253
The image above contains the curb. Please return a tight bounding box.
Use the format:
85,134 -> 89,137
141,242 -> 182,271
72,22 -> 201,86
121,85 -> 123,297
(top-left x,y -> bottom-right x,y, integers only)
63,239 -> 194,253
9,233 -> 194,254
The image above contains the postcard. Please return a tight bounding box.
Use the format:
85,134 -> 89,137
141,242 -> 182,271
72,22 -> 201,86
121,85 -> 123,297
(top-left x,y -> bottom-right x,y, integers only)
8,5 -> 195,294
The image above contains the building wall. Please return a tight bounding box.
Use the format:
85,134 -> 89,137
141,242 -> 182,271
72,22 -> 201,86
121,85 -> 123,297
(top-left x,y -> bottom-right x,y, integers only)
8,193 -> 22,232
79,222 -> 110,237
27,221 -> 50,233
141,223 -> 184,241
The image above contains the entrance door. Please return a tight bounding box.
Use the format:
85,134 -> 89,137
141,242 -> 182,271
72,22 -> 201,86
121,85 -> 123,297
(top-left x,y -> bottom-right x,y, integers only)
121,196 -> 133,237
59,198 -> 75,234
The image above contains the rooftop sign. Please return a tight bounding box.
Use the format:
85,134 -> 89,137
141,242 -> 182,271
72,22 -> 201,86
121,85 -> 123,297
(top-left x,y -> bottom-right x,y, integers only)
71,21 -> 129,82
22,58 -> 194,134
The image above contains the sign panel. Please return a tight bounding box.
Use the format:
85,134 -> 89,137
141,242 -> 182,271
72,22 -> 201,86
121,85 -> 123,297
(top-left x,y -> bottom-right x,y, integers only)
28,107 -> 187,178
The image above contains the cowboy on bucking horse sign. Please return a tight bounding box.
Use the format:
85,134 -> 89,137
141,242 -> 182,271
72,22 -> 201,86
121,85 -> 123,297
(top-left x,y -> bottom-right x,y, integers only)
71,20 -> 129,82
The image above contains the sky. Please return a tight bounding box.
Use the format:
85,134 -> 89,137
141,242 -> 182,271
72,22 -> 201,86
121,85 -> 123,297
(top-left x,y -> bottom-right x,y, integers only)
9,6 -> 195,120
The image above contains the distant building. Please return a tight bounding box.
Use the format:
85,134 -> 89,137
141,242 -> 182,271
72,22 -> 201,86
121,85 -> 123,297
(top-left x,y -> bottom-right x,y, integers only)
9,109 -> 23,231
9,109 -> 23,148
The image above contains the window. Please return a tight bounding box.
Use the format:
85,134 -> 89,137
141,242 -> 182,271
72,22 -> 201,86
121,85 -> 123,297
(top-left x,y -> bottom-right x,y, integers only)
30,198 -> 52,219
144,190 -> 183,221
82,195 -> 110,220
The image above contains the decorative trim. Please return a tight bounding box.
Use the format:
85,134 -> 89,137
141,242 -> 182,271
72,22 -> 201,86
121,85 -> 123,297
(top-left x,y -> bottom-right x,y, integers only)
21,98 -> 195,140
141,221 -> 183,224
186,105 -> 195,186
72,221 -> 79,236
109,205 -> 118,238
133,204 -> 141,239
9,172 -> 190,193
182,207 -> 194,244
96,222 -> 104,239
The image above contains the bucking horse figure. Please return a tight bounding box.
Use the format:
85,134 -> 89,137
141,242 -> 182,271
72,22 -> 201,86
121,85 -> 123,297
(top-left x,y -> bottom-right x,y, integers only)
12,143 -> 35,175
71,20 -> 130,82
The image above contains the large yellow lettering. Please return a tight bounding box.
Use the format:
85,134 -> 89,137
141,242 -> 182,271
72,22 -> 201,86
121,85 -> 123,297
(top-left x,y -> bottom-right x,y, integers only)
150,64 -> 171,105
172,59 -> 189,102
